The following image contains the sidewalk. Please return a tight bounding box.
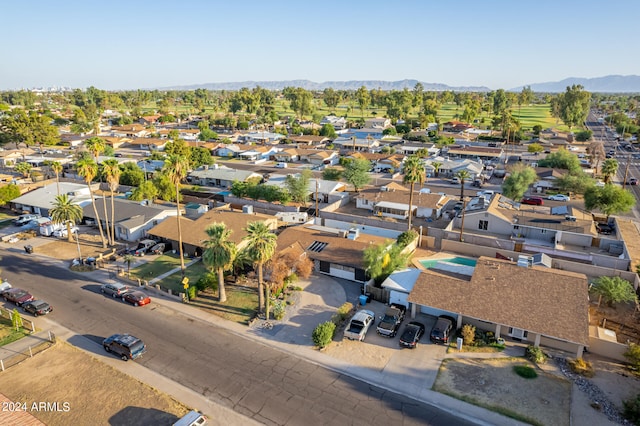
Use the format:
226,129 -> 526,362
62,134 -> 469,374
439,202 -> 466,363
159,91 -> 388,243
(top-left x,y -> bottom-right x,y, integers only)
20,253 -> 528,426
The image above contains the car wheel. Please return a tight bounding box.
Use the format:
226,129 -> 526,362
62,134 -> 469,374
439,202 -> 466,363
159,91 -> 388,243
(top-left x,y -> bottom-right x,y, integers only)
104,345 -> 111,352
34,312 -> 38,317
134,302 -> 139,307
101,289 -> 105,293
121,354 -> 128,361
122,297 -> 126,302
112,293 -> 116,298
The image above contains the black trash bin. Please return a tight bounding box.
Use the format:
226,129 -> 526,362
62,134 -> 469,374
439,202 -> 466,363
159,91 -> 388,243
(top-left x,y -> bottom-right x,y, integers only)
24,245 -> 34,254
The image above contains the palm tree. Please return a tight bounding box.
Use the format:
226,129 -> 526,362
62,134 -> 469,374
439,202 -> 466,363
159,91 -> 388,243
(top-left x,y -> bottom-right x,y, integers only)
403,155 -> 425,230
455,170 -> 471,201
50,161 -> 63,196
601,159 -> 619,184
163,154 -> 190,278
85,138 -> 111,244
243,221 -> 277,316
102,159 -> 121,246
76,158 -> 107,248
49,194 -> 83,243
123,254 -> 134,278
202,223 -> 237,303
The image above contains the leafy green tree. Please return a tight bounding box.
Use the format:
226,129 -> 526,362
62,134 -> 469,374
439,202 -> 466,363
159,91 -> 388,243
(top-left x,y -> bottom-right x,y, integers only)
355,86 -> 371,119
202,223 -> 237,303
14,162 -> 32,178
129,180 -> 158,202
343,158 -> 371,192
0,108 -> 58,148
320,123 -> 337,139
285,170 -> 311,206
284,87 -> 314,119
11,308 -> 23,331
527,143 -> 543,154
455,170 -> 471,201
164,139 -> 191,158
584,184 -> 635,219
322,167 -> 342,181
323,88 -> 341,109
601,158 -> 619,184
50,194 -> 83,243
554,172 -> 595,195
538,149 -> 581,172
502,164 -> 537,200
190,147 -> 213,168
0,184 -> 20,206
119,162 -> 145,186
163,155 -> 190,278
363,243 -> 411,285
590,276 -> 636,307
76,158 -> 107,248
557,84 -> 591,130
243,221 -> 277,315
575,129 -> 593,142
403,155 -> 425,230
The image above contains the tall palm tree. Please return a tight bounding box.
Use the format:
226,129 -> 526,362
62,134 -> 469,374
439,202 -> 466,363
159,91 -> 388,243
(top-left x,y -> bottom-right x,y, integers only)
123,254 -> 134,278
243,221 -> 277,316
49,194 -> 83,243
102,159 -> 121,246
432,161 -> 442,177
163,154 -> 190,278
455,170 -> 471,201
202,223 -> 237,303
402,155 -> 425,230
86,138 -> 111,244
601,159 -> 619,184
50,161 -> 63,196
76,158 -> 107,248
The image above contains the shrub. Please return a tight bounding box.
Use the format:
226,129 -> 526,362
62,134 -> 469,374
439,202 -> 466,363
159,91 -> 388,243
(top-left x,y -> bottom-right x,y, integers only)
568,358 -> 595,378
332,302 -> 354,325
461,324 -> 476,346
525,345 -> 547,364
284,273 -> 298,285
396,230 -> 418,248
513,365 -> 538,379
187,286 -> 198,300
624,343 -> 640,370
196,272 -> 218,292
273,300 -> 285,320
624,394 -> 640,424
312,321 -> 336,349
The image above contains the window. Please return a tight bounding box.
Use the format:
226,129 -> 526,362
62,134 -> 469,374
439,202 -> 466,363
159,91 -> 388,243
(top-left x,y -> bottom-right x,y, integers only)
478,220 -> 488,230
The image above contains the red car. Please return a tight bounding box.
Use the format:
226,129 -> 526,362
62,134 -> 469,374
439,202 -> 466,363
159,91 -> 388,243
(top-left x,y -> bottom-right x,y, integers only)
2,288 -> 35,306
122,291 -> 151,307
521,196 -> 544,206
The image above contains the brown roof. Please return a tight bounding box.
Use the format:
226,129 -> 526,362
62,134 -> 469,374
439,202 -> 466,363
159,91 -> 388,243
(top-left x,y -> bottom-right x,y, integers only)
276,226 -> 391,269
147,209 -> 278,248
128,137 -> 166,146
616,219 -> 640,273
447,146 -> 503,156
356,188 -> 450,209
408,257 -> 589,345
289,135 -> 329,143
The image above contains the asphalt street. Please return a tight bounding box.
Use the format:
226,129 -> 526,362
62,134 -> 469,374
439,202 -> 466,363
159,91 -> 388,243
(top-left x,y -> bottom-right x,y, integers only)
1,251 -> 479,426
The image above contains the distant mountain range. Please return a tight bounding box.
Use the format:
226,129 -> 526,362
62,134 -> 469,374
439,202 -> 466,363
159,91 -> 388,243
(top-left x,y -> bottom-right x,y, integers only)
160,75 -> 640,93
159,79 -> 490,92
510,75 -> 640,93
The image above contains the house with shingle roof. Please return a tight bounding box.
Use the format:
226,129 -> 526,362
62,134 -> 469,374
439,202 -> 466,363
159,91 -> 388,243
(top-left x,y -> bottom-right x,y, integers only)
356,188 -> 451,221
139,115 -> 161,125
187,165 -> 262,188
127,137 -> 168,151
408,256 -> 589,357
288,135 -> 330,147
213,144 -> 243,158
444,145 -> 505,162
273,148 -> 299,162
147,208 -> 277,257
332,136 -> 380,153
276,224 -> 391,283
82,198 -> 178,242
111,124 -> 149,138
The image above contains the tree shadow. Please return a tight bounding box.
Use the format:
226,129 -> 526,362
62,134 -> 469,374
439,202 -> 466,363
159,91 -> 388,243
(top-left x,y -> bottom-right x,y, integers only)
109,406 -> 179,426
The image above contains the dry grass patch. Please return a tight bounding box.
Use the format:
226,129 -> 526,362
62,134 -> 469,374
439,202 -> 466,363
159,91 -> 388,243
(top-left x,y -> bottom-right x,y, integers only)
433,357 -> 571,426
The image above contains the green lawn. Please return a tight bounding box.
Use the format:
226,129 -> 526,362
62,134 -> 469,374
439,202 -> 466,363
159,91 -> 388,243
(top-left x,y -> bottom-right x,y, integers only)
189,285 -> 259,324
130,253 -> 183,281
160,259 -> 209,294
0,318 -> 30,346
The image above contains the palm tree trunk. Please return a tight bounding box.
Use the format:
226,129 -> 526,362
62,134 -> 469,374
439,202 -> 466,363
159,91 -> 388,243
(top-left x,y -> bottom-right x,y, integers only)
218,267 -> 227,303
55,173 -> 60,196
102,196 -> 112,245
110,190 -> 116,245
460,181 -> 465,201
407,182 -> 415,230
176,182 -> 185,274
258,262 -> 264,313
265,283 -> 271,320
88,189 -> 107,249
66,221 -> 73,243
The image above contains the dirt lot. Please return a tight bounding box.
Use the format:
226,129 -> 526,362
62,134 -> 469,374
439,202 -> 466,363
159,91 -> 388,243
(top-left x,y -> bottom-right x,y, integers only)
433,358 -> 572,426
0,342 -> 189,426
35,233 -> 122,261
590,301 -> 640,344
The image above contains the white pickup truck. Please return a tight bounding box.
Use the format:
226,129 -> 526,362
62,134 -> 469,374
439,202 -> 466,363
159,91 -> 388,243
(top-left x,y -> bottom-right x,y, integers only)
344,309 -> 375,341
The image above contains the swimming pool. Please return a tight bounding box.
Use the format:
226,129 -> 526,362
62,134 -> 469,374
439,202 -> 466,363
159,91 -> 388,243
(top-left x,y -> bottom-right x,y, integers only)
420,257 -> 477,269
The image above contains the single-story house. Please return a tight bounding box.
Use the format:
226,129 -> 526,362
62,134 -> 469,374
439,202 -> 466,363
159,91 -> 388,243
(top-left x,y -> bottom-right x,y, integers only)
273,148 -> 299,162
356,188 -> 450,220
408,256 -> 589,357
287,135 -> 330,147
127,138 -> 168,151
320,115 -> 347,131
11,182 -> 96,217
380,268 -> 422,307
214,144 -> 243,158
332,136 -> 380,153
444,145 -> 505,162
187,166 -> 262,188
111,124 -> 150,138
238,131 -> 285,145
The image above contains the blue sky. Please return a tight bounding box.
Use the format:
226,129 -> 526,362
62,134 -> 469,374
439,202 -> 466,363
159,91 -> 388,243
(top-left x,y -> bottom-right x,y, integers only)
2,0 -> 639,91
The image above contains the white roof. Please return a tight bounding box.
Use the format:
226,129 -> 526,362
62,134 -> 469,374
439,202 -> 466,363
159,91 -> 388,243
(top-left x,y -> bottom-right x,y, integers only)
381,268 -> 421,292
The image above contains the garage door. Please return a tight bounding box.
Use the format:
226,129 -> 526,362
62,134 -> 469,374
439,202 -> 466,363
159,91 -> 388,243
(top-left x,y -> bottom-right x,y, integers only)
420,305 -> 456,318
389,291 -> 408,308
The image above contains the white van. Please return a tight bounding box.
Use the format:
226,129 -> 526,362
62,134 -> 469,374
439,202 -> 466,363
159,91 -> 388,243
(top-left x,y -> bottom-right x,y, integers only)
173,411 -> 207,426
275,162 -> 288,169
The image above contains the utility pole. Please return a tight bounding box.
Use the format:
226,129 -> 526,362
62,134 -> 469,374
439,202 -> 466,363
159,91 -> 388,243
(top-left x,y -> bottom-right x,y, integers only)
622,154 -> 631,189
458,198 -> 468,242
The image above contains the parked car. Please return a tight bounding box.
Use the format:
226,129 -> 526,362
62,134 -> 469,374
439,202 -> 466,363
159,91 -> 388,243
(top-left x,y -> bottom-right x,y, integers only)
0,280 -> 11,293
343,309 -> 375,341
13,214 -> 40,226
53,225 -> 79,238
476,190 -> 495,198
399,321 -> 426,349
150,243 -> 168,255
627,177 -> 638,186
1,288 -> 35,306
596,223 -> 614,235
100,282 -> 130,298
520,196 -> 544,206
547,194 -> 570,201
22,300 -> 53,316
122,291 -> 151,307
430,316 -> 455,345
102,334 -> 146,361
133,239 -> 157,256
450,177 -> 460,185
173,410 -> 207,426
376,303 -> 407,337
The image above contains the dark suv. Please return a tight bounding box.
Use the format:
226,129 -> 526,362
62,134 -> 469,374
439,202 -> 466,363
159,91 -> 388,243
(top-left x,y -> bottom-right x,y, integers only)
430,316 -> 455,345
103,334 -> 146,361
376,303 -> 406,337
